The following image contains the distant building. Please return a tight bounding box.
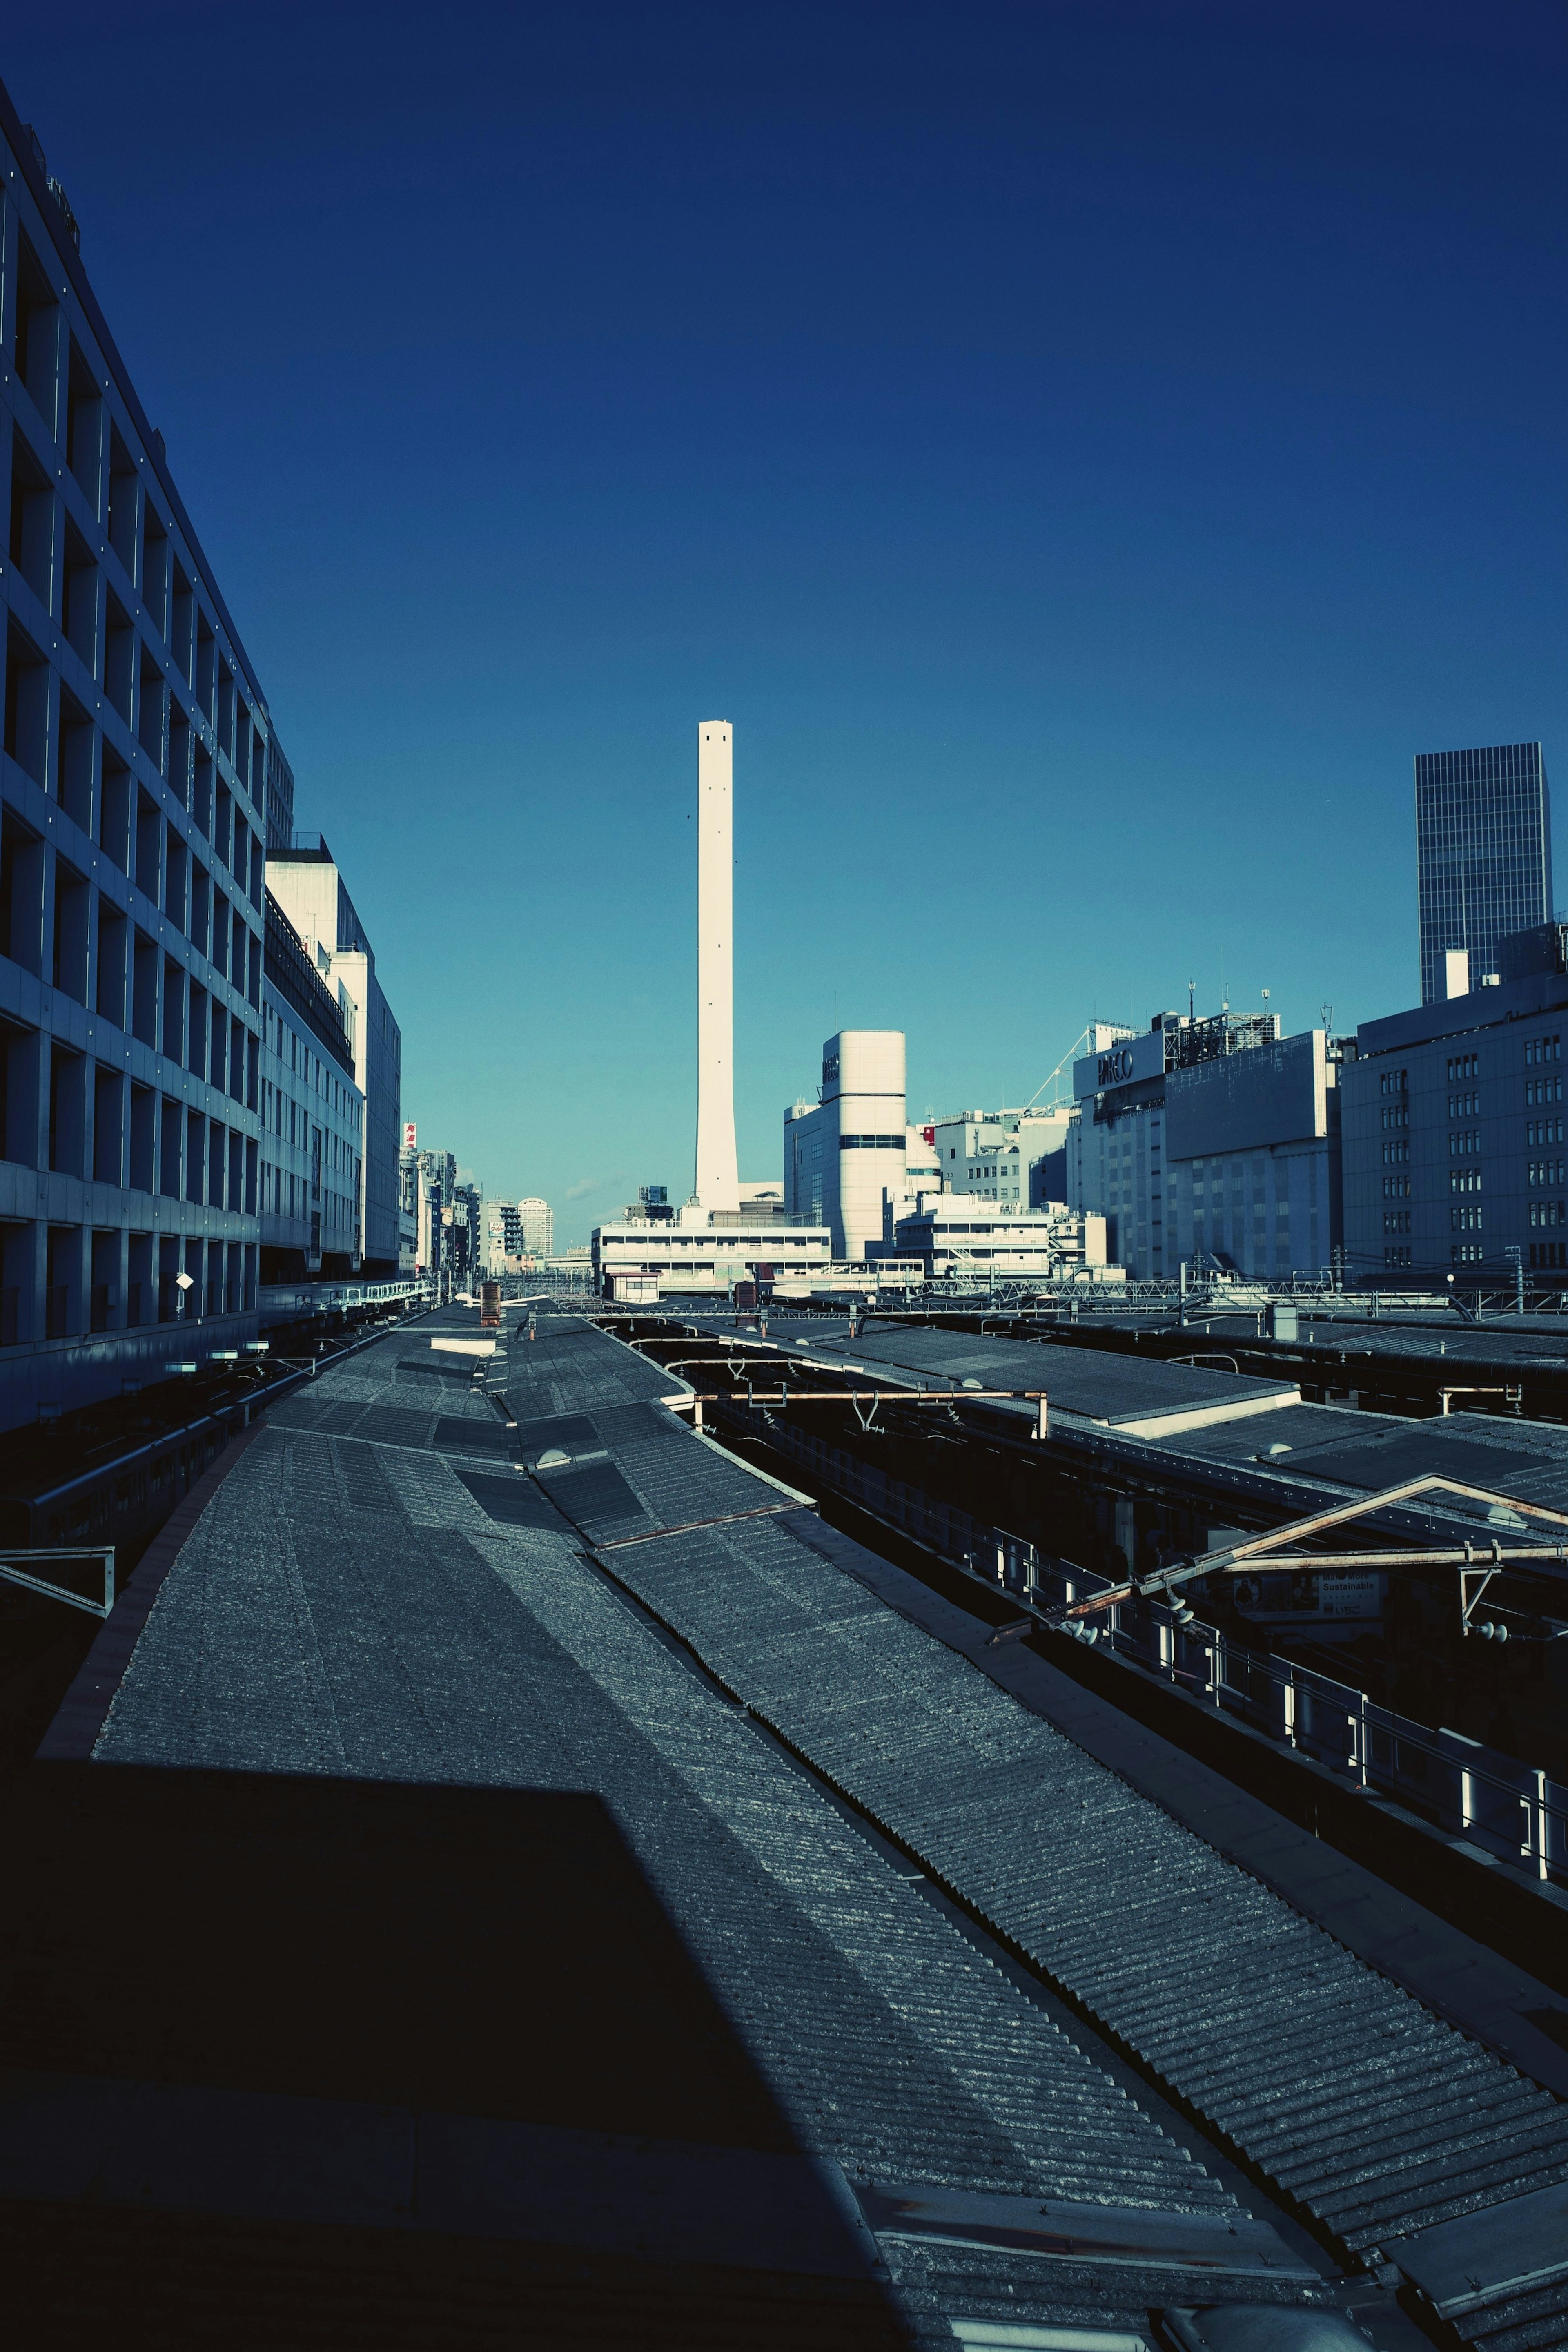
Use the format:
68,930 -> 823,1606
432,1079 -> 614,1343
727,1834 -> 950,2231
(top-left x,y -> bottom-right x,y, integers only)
517,1195 -> 553,1257
592,1216 -> 831,1302
409,1147 -> 455,1282
1070,1009 -> 1341,1280
1416,743 -> 1552,1007
1343,922 -> 1568,1279
783,1030 -> 906,1260
452,1182 -> 481,1290
482,1200 -> 518,1273
891,1201 -> 1107,1280
265,838 -> 402,1272
931,1108 -> 1074,1208
259,892 -> 363,1278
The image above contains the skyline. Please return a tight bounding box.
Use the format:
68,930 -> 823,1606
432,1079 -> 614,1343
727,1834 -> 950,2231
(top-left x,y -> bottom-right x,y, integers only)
6,2 -> 1563,1243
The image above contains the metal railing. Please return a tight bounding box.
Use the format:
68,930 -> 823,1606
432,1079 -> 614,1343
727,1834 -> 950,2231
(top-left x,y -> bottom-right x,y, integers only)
995,1536 -> 1568,1886
730,1397 -> 1568,1888
0,1545 -> 115,1617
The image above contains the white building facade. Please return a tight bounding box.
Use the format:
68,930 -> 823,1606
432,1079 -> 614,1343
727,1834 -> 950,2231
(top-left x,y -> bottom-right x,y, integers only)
783,1029 -> 907,1261
592,1217 -> 832,1302
892,1201 -> 1108,1280
1070,1010 -> 1341,1280
259,892 -> 362,1277
931,1108 -> 1074,1208
517,1195 -> 553,1257
265,840 -> 402,1272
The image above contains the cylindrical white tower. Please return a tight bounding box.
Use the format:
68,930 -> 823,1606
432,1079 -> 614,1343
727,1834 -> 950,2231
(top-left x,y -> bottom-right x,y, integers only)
694,720 -> 740,1212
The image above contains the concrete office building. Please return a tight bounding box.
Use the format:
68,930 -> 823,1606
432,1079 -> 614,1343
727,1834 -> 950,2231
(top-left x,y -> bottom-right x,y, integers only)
1070,1010 -> 1341,1281
452,1180 -> 481,1291
408,1146 -> 455,1282
783,1030 -> 907,1261
931,1107 -> 1073,1208
517,1194 -> 552,1257
592,1216 -> 832,1303
266,838 -> 402,1271
0,90 -> 283,1422
1417,742 -> 1552,1008
892,1200 -> 1107,1280
483,1200 -> 520,1275
1342,921 -> 1568,1279
258,891 -> 363,1278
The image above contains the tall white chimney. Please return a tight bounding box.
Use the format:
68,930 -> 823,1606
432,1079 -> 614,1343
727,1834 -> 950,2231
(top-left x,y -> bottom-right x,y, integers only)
694,720 -> 740,1212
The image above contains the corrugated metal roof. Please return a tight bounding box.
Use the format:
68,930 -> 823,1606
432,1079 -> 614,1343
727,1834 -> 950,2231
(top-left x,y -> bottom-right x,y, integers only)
513,1318 -> 1568,2339
42,1307 -> 1333,2338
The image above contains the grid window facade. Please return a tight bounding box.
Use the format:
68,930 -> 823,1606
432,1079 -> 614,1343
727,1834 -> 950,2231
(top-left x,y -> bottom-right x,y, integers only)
1416,743 -> 1552,1007
0,98 -> 274,1418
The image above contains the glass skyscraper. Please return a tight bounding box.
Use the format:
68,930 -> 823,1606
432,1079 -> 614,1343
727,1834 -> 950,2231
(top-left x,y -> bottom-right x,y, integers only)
1415,742 -> 1553,1005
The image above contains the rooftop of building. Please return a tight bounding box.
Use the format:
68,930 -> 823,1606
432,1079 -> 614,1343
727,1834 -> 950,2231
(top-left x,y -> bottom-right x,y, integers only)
19,1308 -> 1568,2333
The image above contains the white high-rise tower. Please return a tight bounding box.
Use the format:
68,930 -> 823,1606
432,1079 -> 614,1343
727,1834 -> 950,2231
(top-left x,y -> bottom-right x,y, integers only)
693,720 -> 740,1213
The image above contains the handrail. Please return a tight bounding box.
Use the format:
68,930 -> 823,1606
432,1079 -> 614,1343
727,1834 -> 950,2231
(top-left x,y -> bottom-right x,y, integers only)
0,1545 -> 115,1617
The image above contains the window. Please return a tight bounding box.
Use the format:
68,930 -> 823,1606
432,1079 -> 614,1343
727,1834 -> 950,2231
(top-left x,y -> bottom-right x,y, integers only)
4,620 -> 49,785
1448,1130 -> 1481,1156
12,227 -> 60,430
1452,1242 -> 1484,1264
1380,1070 -> 1408,1095
1381,1175 -> 1411,1198
62,526 -> 98,673
107,427 -> 138,579
0,811 -> 45,976
1529,1160 -> 1566,1187
1381,1105 -> 1409,1130
1529,1202 -> 1567,1228
1529,1243 -> 1568,1270
1381,1140 -> 1410,1164
1526,1035 -> 1561,1066
1526,1076 -> 1564,1106
1450,1169 -> 1482,1194
9,432 -> 55,608
1447,1090 -> 1480,1118
1527,1118 -> 1564,1147
1446,1054 -> 1479,1082
1382,1211 -> 1411,1234
66,339 -> 102,511
1450,1205 -> 1483,1231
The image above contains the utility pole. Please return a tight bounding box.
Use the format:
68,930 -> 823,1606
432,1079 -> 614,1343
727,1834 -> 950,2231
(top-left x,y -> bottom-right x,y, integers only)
1506,1244 -> 1524,1316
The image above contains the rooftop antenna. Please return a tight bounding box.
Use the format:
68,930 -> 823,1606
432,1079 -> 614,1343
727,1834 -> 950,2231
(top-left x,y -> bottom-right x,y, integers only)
1320,1000 -> 1333,1033
1188,978 -> 1194,1022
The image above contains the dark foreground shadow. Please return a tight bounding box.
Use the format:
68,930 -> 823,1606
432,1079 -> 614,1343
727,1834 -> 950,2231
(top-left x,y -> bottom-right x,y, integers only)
0,1764 -> 911,2348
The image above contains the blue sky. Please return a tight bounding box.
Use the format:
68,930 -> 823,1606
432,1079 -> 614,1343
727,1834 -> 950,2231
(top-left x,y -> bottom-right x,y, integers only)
10,3 -> 1564,1241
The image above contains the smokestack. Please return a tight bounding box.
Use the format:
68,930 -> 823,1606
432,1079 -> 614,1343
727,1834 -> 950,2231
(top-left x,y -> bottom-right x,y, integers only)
694,721 -> 739,1212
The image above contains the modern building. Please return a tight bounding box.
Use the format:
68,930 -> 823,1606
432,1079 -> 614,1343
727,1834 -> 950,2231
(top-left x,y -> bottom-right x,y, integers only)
452,1180 -> 481,1291
592,1216 -> 832,1302
891,1200 -> 1108,1280
930,1107 -> 1074,1208
258,891 -> 363,1278
783,1030 -> 907,1260
0,88 -> 285,1422
1342,922 -> 1568,1279
407,1146 -> 455,1282
1070,1009 -> 1341,1281
1416,742 -> 1552,1007
515,1195 -> 552,1256
266,837 -> 401,1271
